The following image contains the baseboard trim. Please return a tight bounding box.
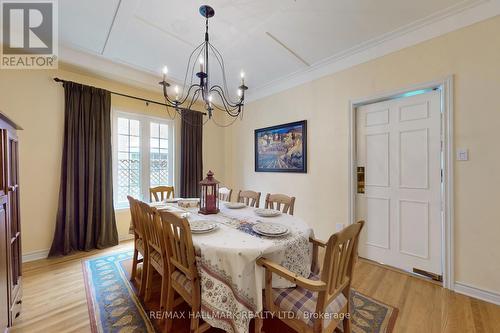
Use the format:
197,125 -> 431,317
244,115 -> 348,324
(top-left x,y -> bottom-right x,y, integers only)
22,249 -> 50,263
22,234 -> 133,263
455,282 -> 500,306
119,234 -> 134,242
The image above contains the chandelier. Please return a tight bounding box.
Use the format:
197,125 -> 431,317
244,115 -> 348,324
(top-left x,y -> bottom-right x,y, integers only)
159,5 -> 248,125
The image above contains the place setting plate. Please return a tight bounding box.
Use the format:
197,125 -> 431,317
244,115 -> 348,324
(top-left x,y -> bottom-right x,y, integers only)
224,202 -> 247,209
254,208 -> 281,217
252,222 -> 289,237
189,220 -> 218,234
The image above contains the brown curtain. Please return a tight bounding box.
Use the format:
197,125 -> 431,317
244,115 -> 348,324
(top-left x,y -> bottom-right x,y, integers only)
49,81 -> 118,256
180,110 -> 203,197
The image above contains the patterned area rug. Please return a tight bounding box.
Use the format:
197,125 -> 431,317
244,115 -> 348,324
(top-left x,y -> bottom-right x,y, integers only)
82,252 -> 398,333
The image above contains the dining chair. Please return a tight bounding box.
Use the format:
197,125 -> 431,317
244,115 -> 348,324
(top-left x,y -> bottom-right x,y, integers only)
137,200 -> 171,310
150,185 -> 175,202
237,190 -> 261,208
264,193 -> 296,215
218,186 -> 232,202
127,196 -> 149,298
160,210 -> 211,333
257,221 -> 365,333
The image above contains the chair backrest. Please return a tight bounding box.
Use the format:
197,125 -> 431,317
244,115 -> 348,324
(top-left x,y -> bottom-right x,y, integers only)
159,210 -> 198,280
265,193 -> 296,215
150,186 -> 175,202
137,200 -> 163,254
320,221 -> 364,306
237,190 -> 261,208
127,195 -> 144,238
218,187 -> 232,202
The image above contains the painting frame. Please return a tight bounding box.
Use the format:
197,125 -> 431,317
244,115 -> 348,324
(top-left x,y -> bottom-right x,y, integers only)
254,120 -> 307,173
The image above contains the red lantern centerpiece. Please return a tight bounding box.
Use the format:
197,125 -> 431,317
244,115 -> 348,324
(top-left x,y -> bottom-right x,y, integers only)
199,170 -> 219,215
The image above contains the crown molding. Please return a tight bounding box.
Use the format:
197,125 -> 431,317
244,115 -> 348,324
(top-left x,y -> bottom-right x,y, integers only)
57,1 -> 500,102
246,0 -> 499,102
59,44 -> 174,94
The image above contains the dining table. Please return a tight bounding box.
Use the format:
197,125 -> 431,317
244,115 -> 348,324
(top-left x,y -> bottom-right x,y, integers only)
149,200 -> 314,333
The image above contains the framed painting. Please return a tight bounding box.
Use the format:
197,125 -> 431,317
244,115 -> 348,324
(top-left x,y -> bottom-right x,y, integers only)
255,120 -> 307,173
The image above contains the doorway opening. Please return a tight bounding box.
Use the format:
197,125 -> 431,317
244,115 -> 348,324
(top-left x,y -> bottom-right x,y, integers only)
348,77 -> 454,289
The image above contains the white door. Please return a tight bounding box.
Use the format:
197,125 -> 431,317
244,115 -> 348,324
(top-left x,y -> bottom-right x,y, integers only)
356,90 -> 442,276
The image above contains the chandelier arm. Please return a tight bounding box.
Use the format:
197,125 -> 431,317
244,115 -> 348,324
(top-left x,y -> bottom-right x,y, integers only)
209,85 -> 241,108
182,41 -> 205,97
188,88 -> 203,111
210,89 -> 242,117
210,112 -> 240,127
173,83 -> 203,106
213,105 -> 241,118
162,83 -> 178,106
163,104 -> 176,120
208,42 -> 238,103
210,92 -> 240,115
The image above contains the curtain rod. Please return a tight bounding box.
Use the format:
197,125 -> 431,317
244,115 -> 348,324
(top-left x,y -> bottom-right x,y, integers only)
53,77 -> 207,115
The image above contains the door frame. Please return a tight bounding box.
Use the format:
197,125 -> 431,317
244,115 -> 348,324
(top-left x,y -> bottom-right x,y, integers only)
348,75 -> 454,290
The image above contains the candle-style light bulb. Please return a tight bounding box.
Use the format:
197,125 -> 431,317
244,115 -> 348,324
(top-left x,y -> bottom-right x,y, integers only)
199,57 -> 204,73
240,71 -> 245,85
162,66 -> 168,81
174,85 -> 179,100
208,94 -> 213,105
237,89 -> 242,97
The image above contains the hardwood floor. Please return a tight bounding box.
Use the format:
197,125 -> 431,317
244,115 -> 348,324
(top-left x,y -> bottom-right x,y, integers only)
11,241 -> 500,333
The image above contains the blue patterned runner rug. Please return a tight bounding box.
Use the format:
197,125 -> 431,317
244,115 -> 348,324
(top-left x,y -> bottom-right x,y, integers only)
82,251 -> 155,333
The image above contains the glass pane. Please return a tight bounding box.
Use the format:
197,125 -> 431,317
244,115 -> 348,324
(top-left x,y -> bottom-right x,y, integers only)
150,137 -> 159,149
160,124 -> 168,139
130,120 -> 140,136
117,118 -> 128,135
130,136 -> 140,148
130,156 -> 140,169
160,139 -> 168,149
118,135 -> 129,151
118,152 -> 128,161
115,116 -> 143,206
150,122 -> 159,138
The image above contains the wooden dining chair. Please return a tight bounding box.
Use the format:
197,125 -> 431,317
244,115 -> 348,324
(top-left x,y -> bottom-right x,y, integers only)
265,193 -> 296,215
150,185 -> 175,202
137,201 -> 171,310
218,186 -> 232,202
237,190 -> 261,208
257,221 -> 365,333
160,210 -> 211,333
127,196 -> 149,298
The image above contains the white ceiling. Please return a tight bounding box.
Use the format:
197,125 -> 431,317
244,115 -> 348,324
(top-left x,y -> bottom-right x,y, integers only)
59,0 -> 485,98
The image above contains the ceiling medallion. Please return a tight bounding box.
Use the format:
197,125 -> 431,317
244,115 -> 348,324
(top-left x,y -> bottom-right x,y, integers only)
159,5 -> 248,126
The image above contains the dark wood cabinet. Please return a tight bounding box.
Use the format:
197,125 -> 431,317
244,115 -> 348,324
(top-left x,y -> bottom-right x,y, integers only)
0,112 -> 22,331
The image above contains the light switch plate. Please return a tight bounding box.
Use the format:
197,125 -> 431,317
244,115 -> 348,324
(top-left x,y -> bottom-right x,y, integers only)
456,148 -> 469,161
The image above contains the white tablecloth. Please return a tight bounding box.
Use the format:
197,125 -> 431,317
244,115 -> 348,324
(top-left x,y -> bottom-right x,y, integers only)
162,203 -> 313,333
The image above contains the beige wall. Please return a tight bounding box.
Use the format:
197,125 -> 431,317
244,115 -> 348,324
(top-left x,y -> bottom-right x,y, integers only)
226,16 -> 500,293
0,65 -> 226,255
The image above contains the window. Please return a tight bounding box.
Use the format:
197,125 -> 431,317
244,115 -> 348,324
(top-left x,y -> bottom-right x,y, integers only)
113,112 -> 174,208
